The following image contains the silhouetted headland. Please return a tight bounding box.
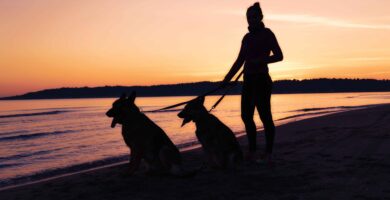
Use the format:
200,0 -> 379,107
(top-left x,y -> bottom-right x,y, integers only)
1,78 -> 389,100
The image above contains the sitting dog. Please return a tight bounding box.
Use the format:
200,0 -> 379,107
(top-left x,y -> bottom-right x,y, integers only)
106,92 -> 194,177
178,96 -> 243,169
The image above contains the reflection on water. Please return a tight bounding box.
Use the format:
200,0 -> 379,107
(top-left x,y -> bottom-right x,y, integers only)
0,92 -> 389,187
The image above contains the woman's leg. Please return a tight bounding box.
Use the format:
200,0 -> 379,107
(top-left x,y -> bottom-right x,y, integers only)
256,83 -> 275,154
241,83 -> 257,153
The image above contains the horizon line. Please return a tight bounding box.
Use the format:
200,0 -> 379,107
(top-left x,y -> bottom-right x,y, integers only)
1,77 -> 389,99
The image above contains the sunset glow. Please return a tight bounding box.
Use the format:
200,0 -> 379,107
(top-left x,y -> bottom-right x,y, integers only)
1,0 -> 389,97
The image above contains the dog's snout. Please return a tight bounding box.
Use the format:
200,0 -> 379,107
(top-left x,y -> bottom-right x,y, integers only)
177,111 -> 184,118
106,109 -> 114,117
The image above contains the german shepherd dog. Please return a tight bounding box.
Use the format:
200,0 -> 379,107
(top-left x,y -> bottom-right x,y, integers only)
106,92 -> 194,177
178,96 -> 243,169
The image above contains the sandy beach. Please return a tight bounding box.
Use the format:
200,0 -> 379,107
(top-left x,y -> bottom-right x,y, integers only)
1,104 -> 389,200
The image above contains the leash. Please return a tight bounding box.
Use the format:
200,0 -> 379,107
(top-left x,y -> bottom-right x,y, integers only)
146,70 -> 244,113
208,70 -> 243,112
147,84 -> 224,112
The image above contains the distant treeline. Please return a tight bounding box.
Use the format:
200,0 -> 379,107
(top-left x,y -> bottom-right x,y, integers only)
1,78 -> 390,100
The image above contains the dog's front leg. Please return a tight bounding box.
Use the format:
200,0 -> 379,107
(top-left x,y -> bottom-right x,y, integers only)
128,150 -> 142,174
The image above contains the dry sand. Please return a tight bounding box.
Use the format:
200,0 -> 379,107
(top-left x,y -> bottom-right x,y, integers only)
1,104 -> 390,200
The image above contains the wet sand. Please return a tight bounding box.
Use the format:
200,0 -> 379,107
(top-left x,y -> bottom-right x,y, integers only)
1,104 -> 390,200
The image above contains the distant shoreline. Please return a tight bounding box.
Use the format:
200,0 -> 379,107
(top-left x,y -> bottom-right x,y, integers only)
1,78 -> 389,100
1,90 -> 390,101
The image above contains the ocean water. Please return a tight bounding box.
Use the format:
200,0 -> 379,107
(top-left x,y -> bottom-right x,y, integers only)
0,92 -> 390,187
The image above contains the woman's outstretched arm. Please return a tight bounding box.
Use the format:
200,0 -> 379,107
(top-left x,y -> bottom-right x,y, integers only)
223,39 -> 246,83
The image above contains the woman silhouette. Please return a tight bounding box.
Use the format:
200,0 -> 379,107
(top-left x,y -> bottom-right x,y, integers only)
222,2 -> 283,163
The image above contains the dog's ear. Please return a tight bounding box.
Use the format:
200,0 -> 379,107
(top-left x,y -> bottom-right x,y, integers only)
197,96 -> 205,105
120,93 -> 127,99
129,91 -> 136,103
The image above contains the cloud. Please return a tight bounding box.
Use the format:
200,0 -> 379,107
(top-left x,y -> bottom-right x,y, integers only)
266,14 -> 390,30
271,61 -> 325,72
342,57 -> 390,61
272,66 -> 318,72
219,10 -> 390,30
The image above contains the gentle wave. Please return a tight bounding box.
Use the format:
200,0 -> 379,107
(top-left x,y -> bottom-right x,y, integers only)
8,106 -> 94,113
0,130 -> 76,142
0,130 -> 28,136
0,163 -> 24,169
290,105 -> 366,112
0,148 -> 65,162
277,111 -> 338,121
278,105 -> 371,121
0,110 -> 69,119
143,108 -> 183,113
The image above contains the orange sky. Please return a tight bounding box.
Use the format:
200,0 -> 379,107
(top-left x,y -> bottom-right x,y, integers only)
1,0 -> 389,97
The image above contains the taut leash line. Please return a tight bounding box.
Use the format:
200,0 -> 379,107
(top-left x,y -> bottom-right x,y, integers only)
146,86 -> 222,112
147,70 -> 244,113
209,70 -> 243,112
